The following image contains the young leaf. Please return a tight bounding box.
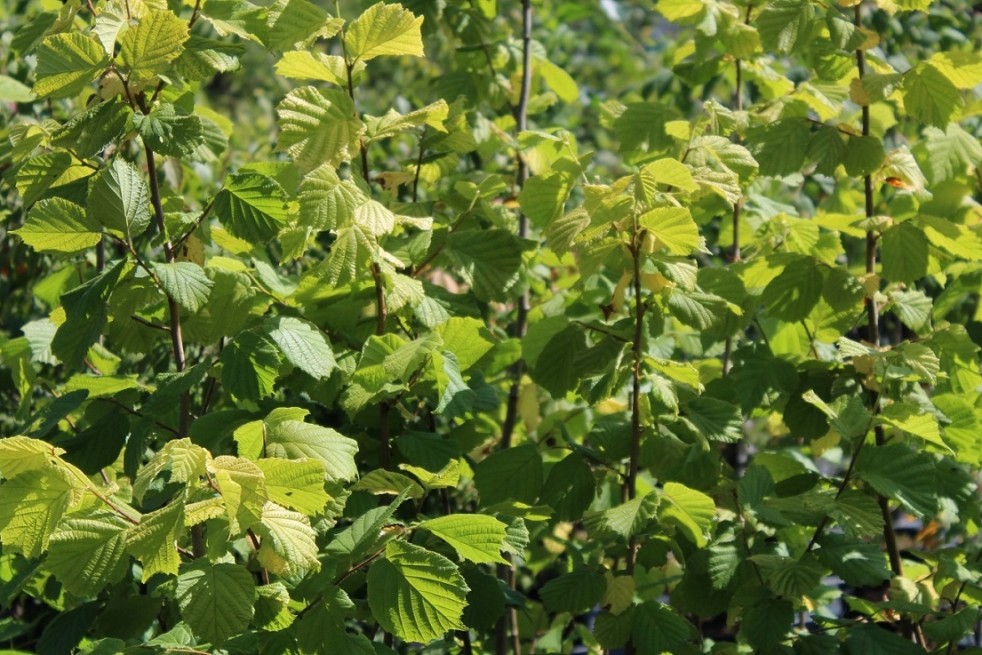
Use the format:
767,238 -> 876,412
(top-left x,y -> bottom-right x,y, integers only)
255,458 -> 330,515
345,2 -> 425,62
276,86 -> 364,170
0,467 -> 77,557
265,316 -> 336,380
118,10 -> 190,81
659,482 -> 715,547
419,514 -> 509,564
34,33 -> 109,99
126,501 -> 185,581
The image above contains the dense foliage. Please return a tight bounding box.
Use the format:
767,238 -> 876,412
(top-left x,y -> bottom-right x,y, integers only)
2,0 -> 982,653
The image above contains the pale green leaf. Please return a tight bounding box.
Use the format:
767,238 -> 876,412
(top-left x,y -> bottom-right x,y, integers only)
659,482 -> 715,547
298,164 -> 367,230
275,51 -> 349,84
255,501 -> 320,575
119,10 -> 190,81
255,457 -> 330,515
265,0 -> 341,51
127,501 -> 184,581
879,403 -> 947,450
277,86 -> 365,170
420,514 -> 509,564
345,2 -> 425,62
0,436 -> 65,479
903,62 -> 962,127
265,415 -> 359,481
14,199 -> 102,254
638,207 -> 700,255
34,33 -> 109,99
0,467 -> 77,557
367,540 -> 468,643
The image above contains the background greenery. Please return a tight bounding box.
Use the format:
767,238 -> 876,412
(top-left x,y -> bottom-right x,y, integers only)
2,0 -> 982,653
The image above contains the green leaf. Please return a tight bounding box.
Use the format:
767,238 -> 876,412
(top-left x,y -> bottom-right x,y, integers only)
0,468 -> 77,558
255,501 -> 320,575
52,99 -> 132,159
127,501 -> 185,581
276,51 -> 349,85
119,10 -> 189,82
420,514 -> 509,564
584,493 -> 658,539
539,454 -> 596,522
881,222 -> 928,284
133,438 -> 209,502
638,207 -> 701,255
15,151 -> 73,206
46,511 -> 130,596
133,104 -> 204,158
277,86 -> 365,170
816,534 -> 891,587
445,229 -> 524,302
518,173 -> 571,229
14,199 -> 102,254
831,490 -> 885,539
0,436 -> 64,478
214,172 -> 291,242
345,2 -> 425,62
659,482 -> 715,547
0,75 -> 33,102
87,159 -> 151,240
843,135 -> 886,177
756,0 -> 814,54
34,33 -> 109,99
879,402 -> 947,450
751,554 -> 824,598
264,412 -> 359,481
152,262 -> 214,314
265,316 -> 336,380
902,62 -> 962,127
858,444 -> 937,517
845,624 -> 924,655
921,124 -> 982,184
255,457 -> 330,515
762,258 -> 823,321
220,332 -> 283,402
367,540 -> 468,643
632,602 -> 695,653
265,0 -> 341,51
540,568 -> 606,613
474,444 -> 543,506
298,164 -> 367,230
175,562 -> 256,646
748,118 -> 810,176
638,158 -> 698,194
683,397 -> 743,443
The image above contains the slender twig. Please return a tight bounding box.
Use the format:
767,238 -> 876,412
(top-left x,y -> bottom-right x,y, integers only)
854,4 -> 921,646
496,6 -> 533,655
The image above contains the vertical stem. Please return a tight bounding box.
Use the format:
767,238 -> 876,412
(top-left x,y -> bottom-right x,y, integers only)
500,0 -> 533,453
496,5 -> 533,655
854,4 -> 921,646
626,241 -> 644,567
